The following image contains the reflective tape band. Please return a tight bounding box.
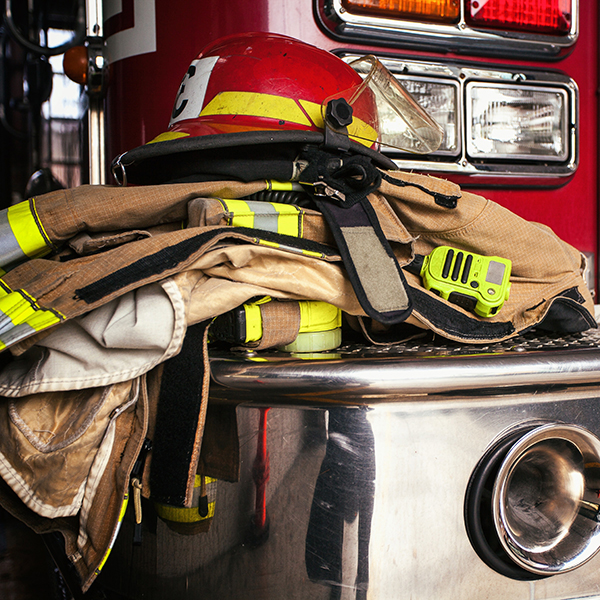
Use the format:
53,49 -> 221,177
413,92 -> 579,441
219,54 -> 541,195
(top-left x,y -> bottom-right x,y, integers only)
0,292 -> 37,334
0,287 -> 64,351
154,476 -> 217,523
221,199 -> 302,237
266,180 -> 295,191
95,492 -> 129,575
201,91 -> 312,127
256,238 -> 325,259
0,199 -> 52,268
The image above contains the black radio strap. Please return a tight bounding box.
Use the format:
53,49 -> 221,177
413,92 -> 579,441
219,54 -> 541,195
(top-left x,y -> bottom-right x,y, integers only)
314,196 -> 412,325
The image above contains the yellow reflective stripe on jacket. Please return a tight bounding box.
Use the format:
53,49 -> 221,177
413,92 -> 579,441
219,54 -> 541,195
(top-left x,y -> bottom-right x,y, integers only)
95,492 -> 129,575
0,199 -> 52,268
257,238 -> 324,259
220,199 -> 302,237
0,287 -> 63,350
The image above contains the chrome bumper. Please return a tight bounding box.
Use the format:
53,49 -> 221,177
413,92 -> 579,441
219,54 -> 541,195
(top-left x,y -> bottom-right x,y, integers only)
99,330 -> 600,600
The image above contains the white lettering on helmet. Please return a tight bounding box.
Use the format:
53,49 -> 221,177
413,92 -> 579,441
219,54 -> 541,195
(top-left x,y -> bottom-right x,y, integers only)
169,56 -> 220,126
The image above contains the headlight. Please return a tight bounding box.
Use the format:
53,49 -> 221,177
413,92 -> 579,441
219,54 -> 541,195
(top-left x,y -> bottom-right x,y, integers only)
344,55 -> 577,177
393,77 -> 460,156
467,83 -> 569,161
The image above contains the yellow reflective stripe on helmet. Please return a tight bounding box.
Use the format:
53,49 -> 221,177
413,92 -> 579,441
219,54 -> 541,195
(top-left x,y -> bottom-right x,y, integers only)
148,131 -> 190,144
221,199 -> 302,237
0,287 -> 64,350
201,91 -> 312,126
200,92 -> 378,147
0,200 -> 52,268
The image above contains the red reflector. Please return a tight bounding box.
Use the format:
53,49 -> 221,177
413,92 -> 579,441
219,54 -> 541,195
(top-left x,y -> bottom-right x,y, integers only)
466,0 -> 572,34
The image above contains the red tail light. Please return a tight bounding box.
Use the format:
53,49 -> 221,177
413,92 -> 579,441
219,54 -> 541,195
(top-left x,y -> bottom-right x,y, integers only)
466,0 -> 572,34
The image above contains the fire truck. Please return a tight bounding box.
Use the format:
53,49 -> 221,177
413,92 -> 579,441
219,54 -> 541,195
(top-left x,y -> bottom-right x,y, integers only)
5,1 -> 600,599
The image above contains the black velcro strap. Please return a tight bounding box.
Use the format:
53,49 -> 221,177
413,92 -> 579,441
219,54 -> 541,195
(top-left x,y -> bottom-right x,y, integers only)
74,227 -> 338,305
381,172 -> 460,209
150,321 -> 211,507
410,285 -> 515,340
314,196 -> 412,325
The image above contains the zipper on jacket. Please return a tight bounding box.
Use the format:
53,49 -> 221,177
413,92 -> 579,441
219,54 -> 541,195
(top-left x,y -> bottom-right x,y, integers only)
130,438 -> 152,545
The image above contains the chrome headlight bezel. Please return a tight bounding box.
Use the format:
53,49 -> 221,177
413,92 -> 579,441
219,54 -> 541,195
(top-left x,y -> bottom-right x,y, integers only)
341,54 -> 578,180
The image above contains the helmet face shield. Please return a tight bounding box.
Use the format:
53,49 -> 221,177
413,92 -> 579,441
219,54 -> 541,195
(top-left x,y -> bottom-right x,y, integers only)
321,56 -> 443,154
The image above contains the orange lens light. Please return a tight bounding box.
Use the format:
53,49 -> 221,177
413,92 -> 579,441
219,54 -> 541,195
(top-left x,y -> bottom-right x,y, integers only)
341,0 -> 460,22
466,0 -> 572,34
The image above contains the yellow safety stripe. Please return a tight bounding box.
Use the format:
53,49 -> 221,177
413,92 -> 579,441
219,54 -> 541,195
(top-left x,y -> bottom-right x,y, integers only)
298,301 -> 342,333
243,301 -> 264,343
266,180 -> 295,191
8,200 -> 52,256
201,91 -> 312,126
95,492 -> 129,575
0,199 -> 53,269
256,238 -> 325,259
199,91 -> 378,148
0,286 -> 64,351
154,476 -> 217,523
148,131 -> 190,144
220,199 -> 303,238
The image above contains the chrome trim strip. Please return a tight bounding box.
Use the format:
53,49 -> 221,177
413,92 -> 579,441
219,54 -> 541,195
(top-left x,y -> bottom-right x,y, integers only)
209,331 -> 600,403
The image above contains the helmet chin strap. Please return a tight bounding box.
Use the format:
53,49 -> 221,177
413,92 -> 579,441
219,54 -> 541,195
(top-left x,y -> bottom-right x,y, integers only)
297,140 -> 414,326
300,99 -> 414,325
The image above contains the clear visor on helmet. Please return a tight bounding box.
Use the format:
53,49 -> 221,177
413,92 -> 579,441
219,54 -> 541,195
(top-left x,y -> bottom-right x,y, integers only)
321,55 -> 443,154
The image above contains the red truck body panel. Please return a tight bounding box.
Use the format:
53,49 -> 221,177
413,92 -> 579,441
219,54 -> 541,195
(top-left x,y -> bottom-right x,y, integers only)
105,0 -> 599,271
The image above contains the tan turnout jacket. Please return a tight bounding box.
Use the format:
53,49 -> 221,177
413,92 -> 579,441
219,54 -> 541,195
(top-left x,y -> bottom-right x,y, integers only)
0,171 -> 593,591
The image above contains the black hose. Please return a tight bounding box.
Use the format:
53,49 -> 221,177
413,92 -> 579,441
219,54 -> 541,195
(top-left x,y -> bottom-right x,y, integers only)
4,0 -> 86,56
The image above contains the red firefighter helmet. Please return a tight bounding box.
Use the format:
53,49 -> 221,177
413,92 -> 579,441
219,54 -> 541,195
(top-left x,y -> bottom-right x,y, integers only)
111,32 -> 440,184
159,31 -> 379,144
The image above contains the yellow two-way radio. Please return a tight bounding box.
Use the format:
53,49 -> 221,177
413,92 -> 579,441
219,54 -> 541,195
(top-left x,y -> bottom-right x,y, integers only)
407,246 -> 512,318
